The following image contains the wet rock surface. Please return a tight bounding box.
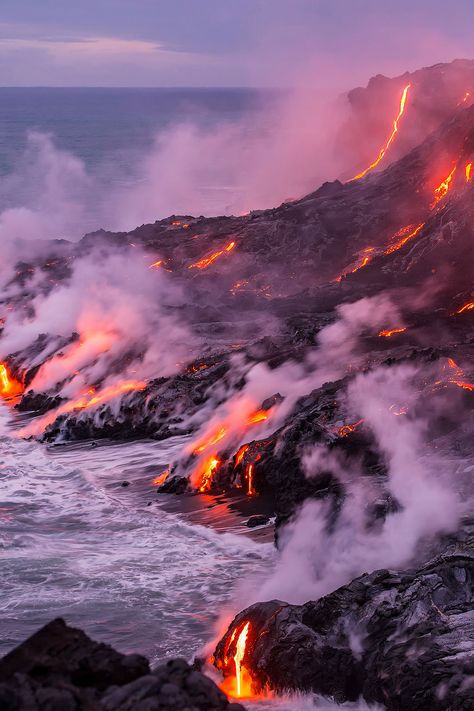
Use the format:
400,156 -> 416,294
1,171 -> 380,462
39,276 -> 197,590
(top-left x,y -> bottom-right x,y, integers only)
215,545 -> 474,711
0,619 -> 245,711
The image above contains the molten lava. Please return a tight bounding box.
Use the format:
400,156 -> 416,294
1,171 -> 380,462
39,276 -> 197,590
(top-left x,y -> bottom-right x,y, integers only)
384,223 -> 424,254
247,409 -> 270,425
336,249 -> 374,282
432,166 -> 456,206
351,83 -> 411,181
194,426 -> 227,454
197,455 -> 220,492
378,327 -> 407,337
235,444 -> 249,466
0,363 -> 22,398
456,301 -> 474,314
337,419 -> 364,437
465,163 -> 473,182
153,470 -> 169,487
189,241 -> 236,270
246,464 -> 256,496
450,380 -> 474,392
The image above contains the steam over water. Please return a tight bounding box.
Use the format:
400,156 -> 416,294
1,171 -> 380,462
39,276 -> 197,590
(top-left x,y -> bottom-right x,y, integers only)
0,408 -> 273,663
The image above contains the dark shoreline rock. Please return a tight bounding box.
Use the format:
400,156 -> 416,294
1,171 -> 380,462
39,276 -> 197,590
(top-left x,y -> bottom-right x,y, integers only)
0,619 -> 245,711
214,549 -> 474,711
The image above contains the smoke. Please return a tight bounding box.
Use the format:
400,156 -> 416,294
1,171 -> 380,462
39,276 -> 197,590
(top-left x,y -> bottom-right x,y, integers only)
253,362 -> 463,605
1,243 -> 195,436
0,88 -> 350,264
175,291 -> 404,481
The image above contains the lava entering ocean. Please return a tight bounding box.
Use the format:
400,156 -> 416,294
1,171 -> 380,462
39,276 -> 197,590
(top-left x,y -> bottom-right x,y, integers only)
0,363 -> 23,399
217,621 -> 254,699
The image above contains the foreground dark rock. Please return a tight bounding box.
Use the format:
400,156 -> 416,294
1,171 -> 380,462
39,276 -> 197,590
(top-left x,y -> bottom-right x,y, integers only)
0,619 -> 245,711
215,548 -> 474,711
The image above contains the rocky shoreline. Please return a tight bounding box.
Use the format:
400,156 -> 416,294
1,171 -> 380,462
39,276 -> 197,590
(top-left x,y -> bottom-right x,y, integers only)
0,619 -> 245,711
1,59 -> 473,710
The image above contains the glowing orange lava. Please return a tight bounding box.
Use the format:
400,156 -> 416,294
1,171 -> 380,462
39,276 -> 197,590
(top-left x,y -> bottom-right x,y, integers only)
465,163 -> 473,182
246,464 -> 256,496
450,380 -> 474,392
432,166 -> 456,206
378,327 -> 407,337
189,241 -> 236,270
384,223 -> 424,254
150,260 -> 163,269
351,83 -> 411,181
194,427 -> 227,454
153,470 -> 169,487
336,249 -> 374,282
247,410 -> 270,425
197,455 -> 220,492
219,622 -> 253,698
456,301 -> 474,314
235,444 -> 250,466
0,363 -> 22,398
337,419 -> 364,437
71,381 -> 146,411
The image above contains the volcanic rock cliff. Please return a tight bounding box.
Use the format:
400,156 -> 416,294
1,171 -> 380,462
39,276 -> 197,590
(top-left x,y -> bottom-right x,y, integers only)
0,60 -> 473,710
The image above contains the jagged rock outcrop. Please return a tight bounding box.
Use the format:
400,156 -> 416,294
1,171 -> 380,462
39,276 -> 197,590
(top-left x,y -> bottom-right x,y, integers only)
0,619 -> 245,711
214,549 -> 474,711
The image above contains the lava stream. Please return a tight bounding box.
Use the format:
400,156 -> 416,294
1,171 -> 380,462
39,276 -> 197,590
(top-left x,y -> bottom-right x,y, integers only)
384,223 -> 424,254
432,165 -> 456,206
189,241 -> 235,270
0,363 -> 23,398
456,301 -> 474,314
351,83 -> 411,181
378,327 -> 407,337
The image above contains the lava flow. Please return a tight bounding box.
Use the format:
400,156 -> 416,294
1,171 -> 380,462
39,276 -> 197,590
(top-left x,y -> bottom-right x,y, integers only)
465,162 -> 473,182
219,621 -> 253,698
456,301 -> 474,313
337,419 -> 364,437
335,249 -> 374,282
351,83 -> 411,180
384,223 -> 425,254
378,327 -> 407,337
0,363 -> 23,398
189,241 -> 236,270
432,165 -> 457,206
196,455 -> 221,492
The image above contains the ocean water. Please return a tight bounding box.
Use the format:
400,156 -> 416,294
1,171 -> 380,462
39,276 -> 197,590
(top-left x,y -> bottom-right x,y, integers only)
0,87 -> 279,226
0,87 -> 266,175
0,89 -> 380,710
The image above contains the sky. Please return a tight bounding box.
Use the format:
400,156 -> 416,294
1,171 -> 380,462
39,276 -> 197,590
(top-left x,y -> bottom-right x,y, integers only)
0,0 -> 473,89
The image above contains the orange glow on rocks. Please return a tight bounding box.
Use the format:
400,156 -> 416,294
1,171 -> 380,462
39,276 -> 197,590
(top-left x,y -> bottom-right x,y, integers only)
351,83 -> 411,180
465,163 -> 473,182
189,241 -> 236,270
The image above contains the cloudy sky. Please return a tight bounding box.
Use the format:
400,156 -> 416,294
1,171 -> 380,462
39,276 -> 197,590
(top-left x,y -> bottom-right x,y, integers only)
0,0 -> 473,88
